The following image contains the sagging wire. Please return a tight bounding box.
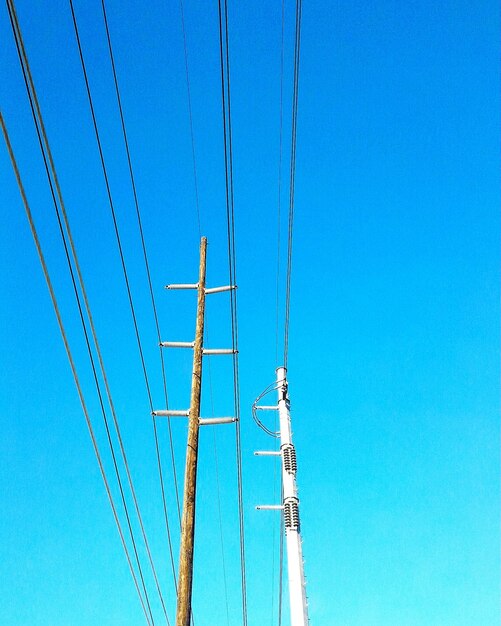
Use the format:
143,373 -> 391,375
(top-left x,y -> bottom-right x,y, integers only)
251,378 -> 286,438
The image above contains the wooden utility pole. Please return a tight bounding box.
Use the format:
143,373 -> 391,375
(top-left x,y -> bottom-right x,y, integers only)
176,236 -> 207,626
153,236 -> 236,624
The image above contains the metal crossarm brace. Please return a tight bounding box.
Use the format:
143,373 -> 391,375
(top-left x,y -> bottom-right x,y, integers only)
254,450 -> 281,456
165,284 -> 237,295
256,505 -> 284,510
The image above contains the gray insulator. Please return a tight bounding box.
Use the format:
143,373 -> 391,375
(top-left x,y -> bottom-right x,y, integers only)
284,498 -> 300,531
282,443 -> 297,474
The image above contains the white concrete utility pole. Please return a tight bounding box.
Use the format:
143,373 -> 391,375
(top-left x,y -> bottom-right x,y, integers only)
255,366 -> 309,626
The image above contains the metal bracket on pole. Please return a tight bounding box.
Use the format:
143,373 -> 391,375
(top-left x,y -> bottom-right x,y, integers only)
204,285 -> 237,295
255,405 -> 278,411
202,348 -> 237,355
199,417 -> 236,426
166,284 -> 236,294
152,409 -> 190,417
165,283 -> 199,290
160,341 -> 194,349
256,505 -> 284,511
254,450 -> 281,456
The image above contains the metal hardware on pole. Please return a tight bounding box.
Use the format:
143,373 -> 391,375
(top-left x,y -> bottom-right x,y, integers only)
255,505 -> 285,510
165,283 -> 199,290
254,450 -> 282,457
199,417 -> 236,426
160,341 -> 195,349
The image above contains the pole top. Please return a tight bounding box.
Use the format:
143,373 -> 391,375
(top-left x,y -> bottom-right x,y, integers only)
275,365 -> 287,374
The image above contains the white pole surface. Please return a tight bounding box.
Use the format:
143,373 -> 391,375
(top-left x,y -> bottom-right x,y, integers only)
276,366 -> 309,626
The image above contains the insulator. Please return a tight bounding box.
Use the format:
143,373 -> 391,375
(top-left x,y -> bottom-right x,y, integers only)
281,443 -> 297,474
283,497 -> 300,532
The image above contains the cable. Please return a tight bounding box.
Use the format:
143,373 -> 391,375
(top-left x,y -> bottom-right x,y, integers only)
270,397 -> 281,624
69,0 -> 181,606
217,1 -> 247,623
275,0 -> 286,365
100,0 -> 181,583
6,2 -> 175,622
1,110 -> 153,626
205,326 -> 231,625
278,483 -> 284,626
5,2 -> 160,622
178,0 -> 201,237
283,0 -> 303,369
251,377 -> 288,438
7,0 -> 158,621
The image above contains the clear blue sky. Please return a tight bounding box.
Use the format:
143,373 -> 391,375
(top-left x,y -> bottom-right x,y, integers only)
0,1 -> 498,625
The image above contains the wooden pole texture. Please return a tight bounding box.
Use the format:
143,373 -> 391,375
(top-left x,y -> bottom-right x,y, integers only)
176,236 -> 207,626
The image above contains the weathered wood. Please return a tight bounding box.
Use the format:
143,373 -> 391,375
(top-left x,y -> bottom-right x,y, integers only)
176,237 -> 207,626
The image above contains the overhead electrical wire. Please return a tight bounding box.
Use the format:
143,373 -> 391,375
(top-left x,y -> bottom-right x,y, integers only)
278,484 -> 284,626
7,2 -> 178,622
0,112 -> 154,626
177,1 -> 232,616
274,4 -> 286,620
205,330 -> 231,626
217,1 -> 248,624
275,0 -> 286,366
68,2 -> 185,615
1,110 -> 155,625
99,0 -> 181,586
5,2 -> 162,623
283,0 -> 303,369
179,0 -> 201,237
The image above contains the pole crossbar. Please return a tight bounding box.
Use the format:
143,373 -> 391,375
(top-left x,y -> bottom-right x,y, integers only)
202,348 -> 236,355
204,285 -> 236,294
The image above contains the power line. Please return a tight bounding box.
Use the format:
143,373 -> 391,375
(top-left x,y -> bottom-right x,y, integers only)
275,0 -> 286,366
205,326 -> 231,625
1,109 -> 153,626
278,483 -> 284,626
67,0 -> 180,599
5,2 -> 161,622
217,1 -> 247,623
283,0 -> 303,369
99,0 -> 181,586
177,2 -> 232,615
179,0 -> 201,237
